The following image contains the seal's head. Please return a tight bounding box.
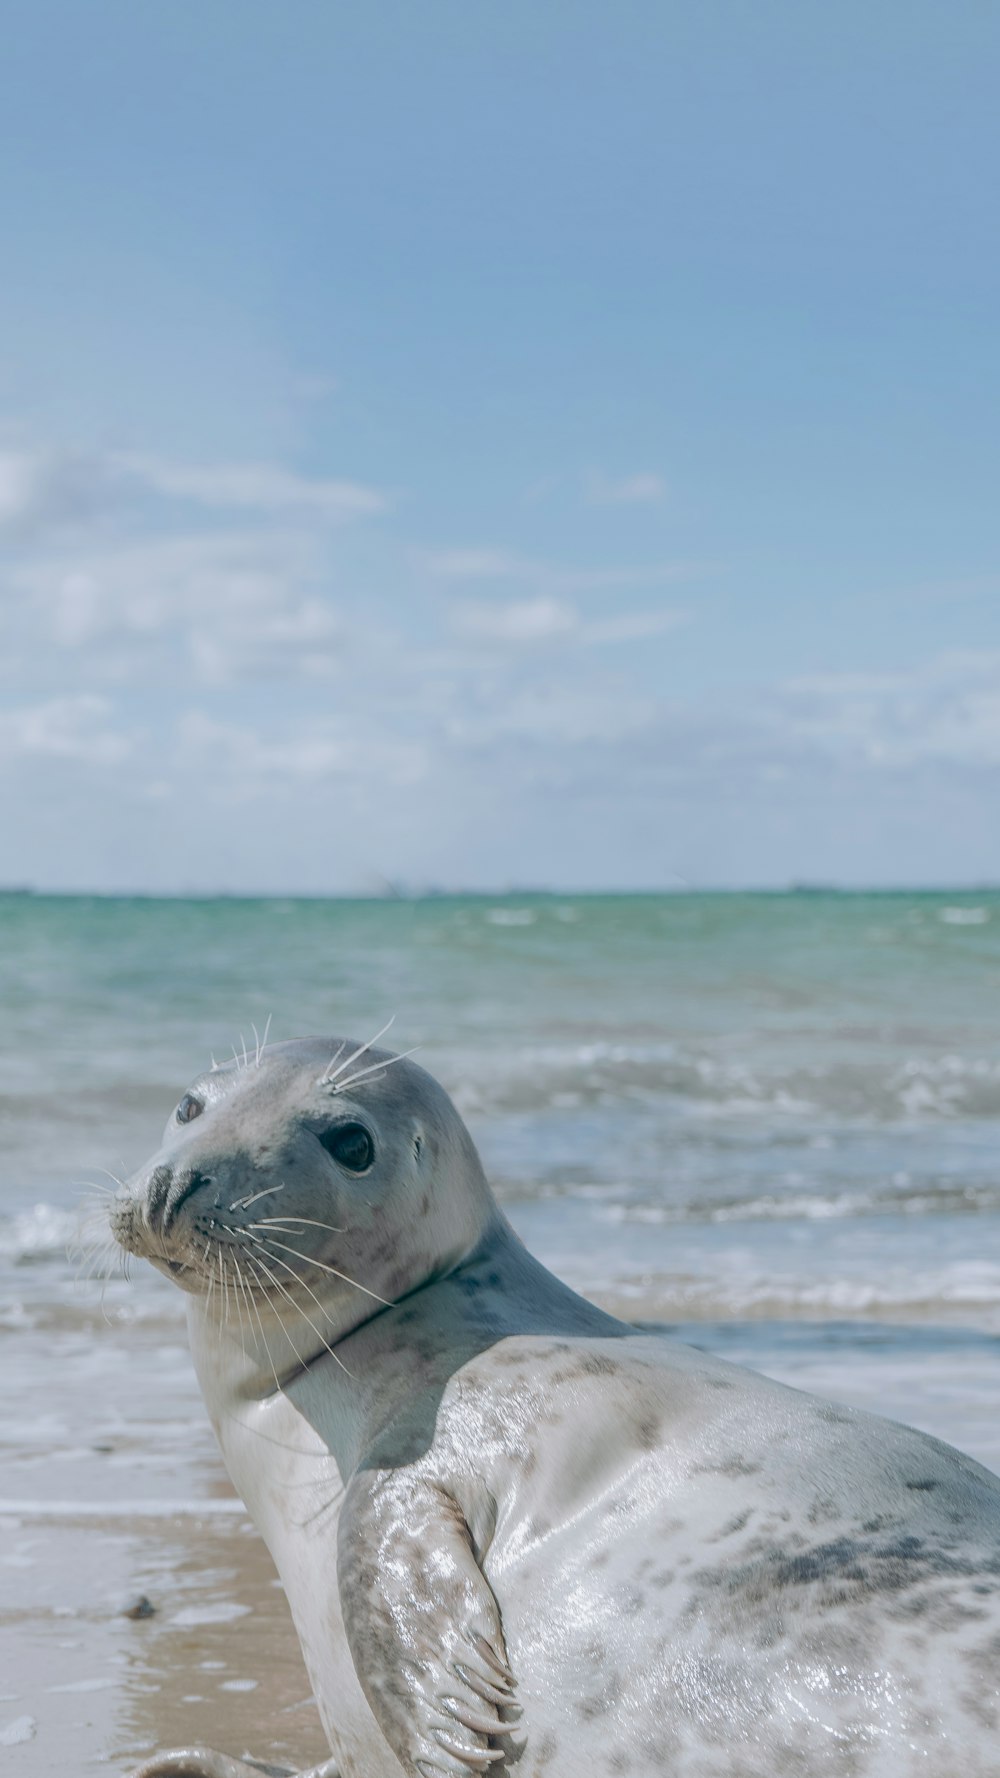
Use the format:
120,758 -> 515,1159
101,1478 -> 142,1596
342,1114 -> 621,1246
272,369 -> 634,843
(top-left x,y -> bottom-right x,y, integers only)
112,1036 -> 496,1342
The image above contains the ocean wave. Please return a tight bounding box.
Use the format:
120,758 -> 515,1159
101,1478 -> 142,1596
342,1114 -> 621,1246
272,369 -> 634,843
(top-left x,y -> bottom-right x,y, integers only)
586,1181 -> 1000,1226
449,1042 -> 1000,1124
0,1203 -> 80,1263
0,1496 -> 247,1518
587,1262 -> 1000,1325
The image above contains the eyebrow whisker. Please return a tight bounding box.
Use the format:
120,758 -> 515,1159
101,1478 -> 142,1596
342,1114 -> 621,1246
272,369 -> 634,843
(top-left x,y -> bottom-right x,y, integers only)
329,1046 -> 421,1096
318,1017 -> 395,1088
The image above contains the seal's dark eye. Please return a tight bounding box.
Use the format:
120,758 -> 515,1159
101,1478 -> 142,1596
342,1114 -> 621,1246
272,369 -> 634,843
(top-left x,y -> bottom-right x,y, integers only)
319,1122 -> 374,1173
176,1093 -> 203,1125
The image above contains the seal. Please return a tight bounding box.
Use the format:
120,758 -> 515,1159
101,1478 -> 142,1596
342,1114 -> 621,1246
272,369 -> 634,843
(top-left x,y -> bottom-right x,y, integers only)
113,1035 -> 1000,1778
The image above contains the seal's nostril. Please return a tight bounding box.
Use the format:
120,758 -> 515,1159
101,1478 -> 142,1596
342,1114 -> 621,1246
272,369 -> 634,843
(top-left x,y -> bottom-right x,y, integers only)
163,1170 -> 214,1235
145,1164 -> 173,1232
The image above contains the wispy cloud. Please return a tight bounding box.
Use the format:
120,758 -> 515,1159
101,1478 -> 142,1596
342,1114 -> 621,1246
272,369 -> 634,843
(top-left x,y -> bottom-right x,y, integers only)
0,695 -> 133,766
116,453 -> 386,520
450,596 -> 686,648
424,548 -> 527,581
0,448 -> 113,532
583,611 -> 686,644
777,652 -> 1000,767
0,445 -> 387,533
8,530 -> 346,686
587,470 -> 668,506
424,547 -> 702,593
451,596 -> 578,643
175,712 -> 427,787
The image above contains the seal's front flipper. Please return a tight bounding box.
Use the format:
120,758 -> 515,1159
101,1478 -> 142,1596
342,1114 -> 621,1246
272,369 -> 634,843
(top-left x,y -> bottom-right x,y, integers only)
339,1472 -> 519,1777
130,1751 -> 340,1778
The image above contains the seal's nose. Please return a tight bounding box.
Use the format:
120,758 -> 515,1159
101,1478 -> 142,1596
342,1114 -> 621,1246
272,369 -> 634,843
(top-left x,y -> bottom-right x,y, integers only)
145,1163 -> 215,1236
145,1164 -> 173,1231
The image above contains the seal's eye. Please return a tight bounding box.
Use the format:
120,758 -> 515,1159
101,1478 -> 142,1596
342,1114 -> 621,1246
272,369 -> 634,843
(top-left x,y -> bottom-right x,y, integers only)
319,1122 -> 374,1173
176,1093 -> 204,1125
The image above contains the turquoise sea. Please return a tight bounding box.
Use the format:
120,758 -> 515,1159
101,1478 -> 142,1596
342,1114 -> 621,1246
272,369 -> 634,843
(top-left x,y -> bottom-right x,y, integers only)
4,888 -> 1000,1768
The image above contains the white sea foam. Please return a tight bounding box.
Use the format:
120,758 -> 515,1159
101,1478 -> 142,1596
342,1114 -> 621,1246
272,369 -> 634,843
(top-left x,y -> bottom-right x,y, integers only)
0,1498 -> 247,1518
451,1039 -> 1000,1124
0,1203 -> 78,1262
171,1601 -> 252,1627
594,1261 -> 1000,1323
46,1677 -> 116,1695
0,1716 -> 36,1746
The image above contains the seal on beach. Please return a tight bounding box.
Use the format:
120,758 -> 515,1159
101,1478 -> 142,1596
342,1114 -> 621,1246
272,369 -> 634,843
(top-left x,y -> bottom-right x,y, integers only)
113,1035 -> 1000,1778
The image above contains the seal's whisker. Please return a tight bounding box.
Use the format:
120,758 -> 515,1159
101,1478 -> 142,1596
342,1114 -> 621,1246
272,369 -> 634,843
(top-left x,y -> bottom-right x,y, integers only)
72,1223 -> 121,1288
227,1258 -> 241,1339
242,1237 -> 355,1379
318,1016 -> 395,1088
228,1253 -> 249,1364
241,1257 -> 290,1395
249,1215 -> 347,1236
243,1263 -> 280,1374
250,1231 -> 392,1305
233,1270 -> 316,1438
70,1195 -> 125,1288
253,1014 -> 273,1068
220,1250 -> 233,1330
245,1247 -> 354,1380
210,1252 -> 220,1332
71,1166 -> 126,1200
319,1039 -> 348,1083
230,1183 -> 286,1213
329,1046 -> 421,1096
221,1250 -> 234,1333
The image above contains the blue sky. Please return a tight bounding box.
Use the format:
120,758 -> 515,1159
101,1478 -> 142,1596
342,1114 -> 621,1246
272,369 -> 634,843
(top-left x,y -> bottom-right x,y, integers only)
1,1 -> 998,891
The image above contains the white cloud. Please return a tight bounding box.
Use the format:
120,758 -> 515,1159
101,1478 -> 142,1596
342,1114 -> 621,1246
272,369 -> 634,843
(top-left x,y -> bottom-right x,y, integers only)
175,712 -> 427,788
452,597 -> 578,643
0,449 -> 112,531
0,444 -> 387,534
583,611 -> 686,644
445,681 -> 659,746
778,652 -> 1000,767
587,471 -> 667,506
0,695 -> 132,766
116,453 -> 386,520
10,531 -> 346,686
450,596 -> 686,649
425,547 -> 703,594
424,549 -> 527,582
0,452 -> 37,523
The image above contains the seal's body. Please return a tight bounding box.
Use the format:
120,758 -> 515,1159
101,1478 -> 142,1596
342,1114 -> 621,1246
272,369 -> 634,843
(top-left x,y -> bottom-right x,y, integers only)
116,1039 -> 1000,1778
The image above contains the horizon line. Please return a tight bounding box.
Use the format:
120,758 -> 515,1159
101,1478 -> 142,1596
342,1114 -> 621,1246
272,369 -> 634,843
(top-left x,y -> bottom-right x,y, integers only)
2,883 -> 1000,903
